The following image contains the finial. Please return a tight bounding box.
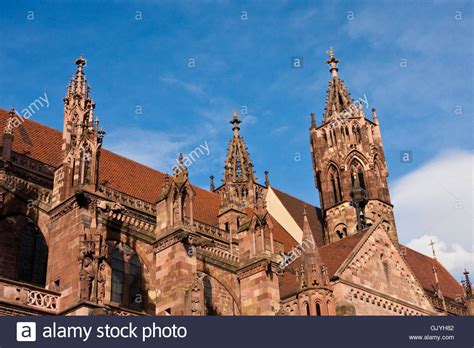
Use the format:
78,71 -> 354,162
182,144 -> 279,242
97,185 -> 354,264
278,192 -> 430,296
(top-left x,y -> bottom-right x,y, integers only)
303,203 -> 307,217
326,47 -> 339,78
209,175 -> 215,191
429,239 -> 437,261
75,54 -> 87,67
264,170 -> 269,188
230,109 -> 241,136
98,128 -> 106,140
310,112 -> 316,129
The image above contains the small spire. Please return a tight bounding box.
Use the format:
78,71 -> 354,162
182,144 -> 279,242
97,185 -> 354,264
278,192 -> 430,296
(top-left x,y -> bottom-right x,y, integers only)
310,112 -> 317,129
209,175 -> 215,191
230,109 -> 241,136
264,170 -> 269,188
74,54 -> 87,95
326,46 -> 339,78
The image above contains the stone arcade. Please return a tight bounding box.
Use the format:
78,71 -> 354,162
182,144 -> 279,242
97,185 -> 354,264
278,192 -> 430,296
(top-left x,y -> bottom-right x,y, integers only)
0,50 -> 472,316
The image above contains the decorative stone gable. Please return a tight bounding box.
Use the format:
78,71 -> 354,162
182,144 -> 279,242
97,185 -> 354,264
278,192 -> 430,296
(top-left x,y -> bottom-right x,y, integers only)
334,223 -> 435,315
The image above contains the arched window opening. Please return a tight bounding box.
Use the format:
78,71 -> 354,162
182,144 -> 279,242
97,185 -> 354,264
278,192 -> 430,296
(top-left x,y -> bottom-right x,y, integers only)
129,254 -> 142,309
110,247 -> 144,310
203,276 -> 218,315
303,302 -> 310,316
351,160 -> 366,190
330,175 -> 338,204
18,221 -> 48,286
329,166 -> 342,204
111,250 -> 124,303
316,302 -> 322,316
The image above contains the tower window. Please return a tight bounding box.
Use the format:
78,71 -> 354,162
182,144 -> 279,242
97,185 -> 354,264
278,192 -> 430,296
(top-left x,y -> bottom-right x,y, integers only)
303,302 -> 310,316
328,166 -> 342,204
316,302 -> 322,316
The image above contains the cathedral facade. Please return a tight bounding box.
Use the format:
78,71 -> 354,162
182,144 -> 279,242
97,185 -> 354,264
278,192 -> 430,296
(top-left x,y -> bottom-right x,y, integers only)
0,51 -> 472,316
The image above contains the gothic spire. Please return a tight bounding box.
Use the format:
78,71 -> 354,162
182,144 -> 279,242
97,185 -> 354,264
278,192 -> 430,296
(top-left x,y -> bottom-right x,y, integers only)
223,110 -> 256,184
300,204 -> 326,289
323,47 -> 354,123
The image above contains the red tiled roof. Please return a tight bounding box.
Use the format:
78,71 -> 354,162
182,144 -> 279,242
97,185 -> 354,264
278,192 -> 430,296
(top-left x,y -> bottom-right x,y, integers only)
279,231 -> 364,299
403,247 -> 464,301
319,232 -> 366,277
272,188 -> 325,246
0,109 -> 220,226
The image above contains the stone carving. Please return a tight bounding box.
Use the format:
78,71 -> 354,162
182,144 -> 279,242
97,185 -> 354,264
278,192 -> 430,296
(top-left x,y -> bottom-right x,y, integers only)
79,257 -> 95,301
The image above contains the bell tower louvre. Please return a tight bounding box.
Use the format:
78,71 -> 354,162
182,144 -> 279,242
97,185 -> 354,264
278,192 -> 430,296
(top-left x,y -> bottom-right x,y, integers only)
310,48 -> 399,246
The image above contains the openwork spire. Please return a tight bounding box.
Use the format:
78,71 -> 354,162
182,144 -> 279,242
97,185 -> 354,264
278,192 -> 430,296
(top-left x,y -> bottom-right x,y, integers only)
223,110 -> 256,184
323,48 -> 354,123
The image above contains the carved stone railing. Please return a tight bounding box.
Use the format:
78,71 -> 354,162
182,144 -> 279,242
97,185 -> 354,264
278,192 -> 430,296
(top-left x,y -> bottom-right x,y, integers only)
199,245 -> 239,264
184,217 -> 231,242
108,305 -> 143,316
0,277 -> 60,314
11,152 -> 56,178
103,208 -> 156,234
3,174 -> 52,206
98,185 -> 156,215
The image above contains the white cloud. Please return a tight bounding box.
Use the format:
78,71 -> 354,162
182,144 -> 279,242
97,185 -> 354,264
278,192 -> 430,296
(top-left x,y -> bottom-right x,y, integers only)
160,74 -> 206,98
105,128 -> 193,173
406,235 -> 472,275
392,149 -> 473,277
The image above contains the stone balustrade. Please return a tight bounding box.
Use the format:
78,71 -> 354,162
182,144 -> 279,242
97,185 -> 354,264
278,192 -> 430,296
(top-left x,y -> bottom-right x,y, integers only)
0,277 -> 60,314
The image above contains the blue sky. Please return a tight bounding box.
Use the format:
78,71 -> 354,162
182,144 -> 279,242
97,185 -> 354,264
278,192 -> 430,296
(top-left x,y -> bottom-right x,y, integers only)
0,1 -> 472,274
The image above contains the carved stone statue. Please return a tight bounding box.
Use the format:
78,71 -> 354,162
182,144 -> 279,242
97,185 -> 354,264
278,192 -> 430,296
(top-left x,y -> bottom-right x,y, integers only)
79,257 -> 95,301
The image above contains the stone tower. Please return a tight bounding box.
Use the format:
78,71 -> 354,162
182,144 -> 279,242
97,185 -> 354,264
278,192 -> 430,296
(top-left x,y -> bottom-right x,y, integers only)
309,48 -> 398,246
214,111 -> 265,233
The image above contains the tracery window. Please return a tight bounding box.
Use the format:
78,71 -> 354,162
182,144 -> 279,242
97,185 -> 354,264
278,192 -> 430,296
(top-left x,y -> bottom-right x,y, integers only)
110,246 -> 144,310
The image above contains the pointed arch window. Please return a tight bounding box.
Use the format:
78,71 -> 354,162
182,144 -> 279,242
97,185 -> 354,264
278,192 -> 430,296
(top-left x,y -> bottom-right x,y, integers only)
351,160 -> 366,190
315,302 -> 322,316
129,254 -> 142,310
328,166 -> 342,204
18,220 -> 48,286
303,302 -> 310,316
110,246 -> 144,310
111,250 -> 124,303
